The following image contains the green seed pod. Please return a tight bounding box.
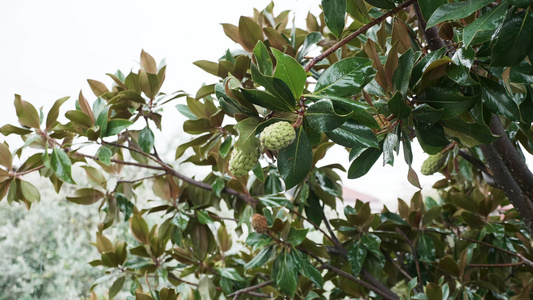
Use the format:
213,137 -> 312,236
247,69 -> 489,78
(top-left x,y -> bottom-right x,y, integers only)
260,121 -> 296,151
420,152 -> 447,175
228,147 -> 260,177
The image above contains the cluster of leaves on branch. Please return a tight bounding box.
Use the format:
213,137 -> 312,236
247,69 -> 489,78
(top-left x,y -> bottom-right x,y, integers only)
2,0 -> 533,299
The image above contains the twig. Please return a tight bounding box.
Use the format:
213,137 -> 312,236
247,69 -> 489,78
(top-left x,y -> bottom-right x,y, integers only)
116,173 -> 166,185
395,228 -> 423,292
227,280 -> 273,299
382,250 -> 415,282
468,261 -> 525,268
304,0 -> 417,72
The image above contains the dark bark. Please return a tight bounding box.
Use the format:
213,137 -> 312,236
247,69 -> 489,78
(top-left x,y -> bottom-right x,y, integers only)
413,3 -> 447,51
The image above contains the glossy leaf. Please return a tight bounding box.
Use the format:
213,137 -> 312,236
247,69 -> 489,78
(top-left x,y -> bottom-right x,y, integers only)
506,0 -> 533,7
241,88 -> 293,112
97,146 -> 112,166
139,126 -> 154,153
440,118 -> 498,146
412,104 -> 443,129
418,0 -> 447,22
106,119 -> 133,137
426,0 -> 494,28
388,92 -> 411,119
322,0 -> 346,38
252,41 -> 273,76
392,49 -> 414,98
234,117 -> 261,153
348,239 -> 367,275
491,9 -> 533,67
314,57 -> 376,97
245,245 -> 275,270
306,99 -> 352,132
51,146 -> 75,184
327,119 -> 379,148
305,94 -> 378,128
419,86 -> 478,120
347,147 -> 382,179
479,77 -> 521,121
286,228 -> 308,246
293,249 -> 324,288
272,251 -> 298,296
463,2 -> 508,48
251,64 -> 296,111
365,0 -> 394,9
272,48 -> 306,99
278,126 -> 312,189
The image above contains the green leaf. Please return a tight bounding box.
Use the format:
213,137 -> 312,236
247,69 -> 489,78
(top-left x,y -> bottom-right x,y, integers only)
388,92 -> 411,119
241,89 -> 294,112
96,106 -> 110,138
479,77 -> 521,121
130,214 -> 150,244
197,210 -> 214,224
297,32 -> 323,62
348,239 -> 367,275
45,96 -> 69,130
51,146 -> 75,184
271,48 -> 307,99
106,119 -> 133,136
393,49 -> 415,98
418,0 -> 447,22
426,0 -> 494,28
292,249 -> 324,288
116,193 -> 133,221
109,277 -> 125,299
410,47 -> 447,87
412,104 -> 444,129
382,133 -> 398,166
314,57 -> 376,97
0,143 -> 12,170
97,146 -> 112,166
66,188 -> 104,205
416,124 -> 449,154
506,0 -> 533,8
286,228 -> 308,246
14,94 -> 40,129
20,180 -> 40,203
278,126 -> 313,189
257,194 -> 293,207
420,86 -> 478,120
245,245 -> 275,270
417,233 -> 436,262
217,268 -> 245,282
251,64 -> 297,111
347,147 -> 382,179
440,118 -> 498,146
306,99 -> 352,132
327,119 -> 379,148
272,251 -> 298,296
176,104 -> 198,120
305,94 -> 378,128
322,0 -> 346,38
365,0 -> 395,9
139,126 -> 154,153
491,9 -> 533,67
0,124 -> 32,136
234,117 -> 261,153
252,41 -> 273,76
463,2 -> 508,48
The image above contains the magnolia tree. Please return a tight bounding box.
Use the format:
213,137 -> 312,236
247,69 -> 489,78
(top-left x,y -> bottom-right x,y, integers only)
3,0 -> 533,299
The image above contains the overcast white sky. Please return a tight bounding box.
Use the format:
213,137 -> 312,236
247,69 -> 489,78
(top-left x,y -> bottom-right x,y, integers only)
2,0 -> 526,210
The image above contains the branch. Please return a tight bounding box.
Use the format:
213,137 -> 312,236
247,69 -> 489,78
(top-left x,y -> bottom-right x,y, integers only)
412,3 -> 447,51
304,0 -> 418,72
287,207 -> 338,246
479,143 -> 533,233
299,248 -> 399,300
487,114 -> 533,202
395,228 -> 423,292
227,280 -> 273,299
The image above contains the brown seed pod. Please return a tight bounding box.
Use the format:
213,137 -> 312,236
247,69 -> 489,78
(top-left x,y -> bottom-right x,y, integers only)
251,214 -> 268,234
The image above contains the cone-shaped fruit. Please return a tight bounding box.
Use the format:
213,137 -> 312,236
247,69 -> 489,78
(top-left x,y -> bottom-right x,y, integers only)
251,214 -> 268,233
228,147 -> 260,177
420,152 -> 447,175
260,121 -> 296,151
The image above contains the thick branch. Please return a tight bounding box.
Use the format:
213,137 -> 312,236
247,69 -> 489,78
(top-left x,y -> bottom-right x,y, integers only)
413,3 -> 447,51
304,0 -> 417,72
488,114 -> 533,201
479,143 -> 533,233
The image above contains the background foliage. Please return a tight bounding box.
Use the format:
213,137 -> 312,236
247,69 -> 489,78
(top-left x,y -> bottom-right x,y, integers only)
2,0 -> 533,299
